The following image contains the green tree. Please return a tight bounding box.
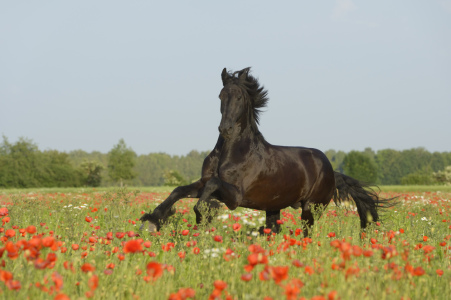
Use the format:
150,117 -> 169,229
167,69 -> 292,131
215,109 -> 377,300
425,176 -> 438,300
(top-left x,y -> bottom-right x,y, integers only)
163,170 -> 187,186
343,151 -> 378,184
80,160 -> 104,187
375,149 -> 403,184
433,166 -> 451,185
107,139 -> 137,187
0,136 -> 82,188
325,149 -> 346,172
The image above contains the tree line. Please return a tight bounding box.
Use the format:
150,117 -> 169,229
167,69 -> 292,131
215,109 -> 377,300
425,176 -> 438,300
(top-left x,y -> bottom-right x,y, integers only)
0,136 -> 450,188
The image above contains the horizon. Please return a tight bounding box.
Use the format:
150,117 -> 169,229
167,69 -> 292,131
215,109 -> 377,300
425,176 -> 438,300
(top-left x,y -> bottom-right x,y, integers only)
2,135 -> 448,157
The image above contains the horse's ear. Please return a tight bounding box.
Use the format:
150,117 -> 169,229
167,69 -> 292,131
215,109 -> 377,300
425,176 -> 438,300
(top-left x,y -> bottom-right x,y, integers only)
221,68 -> 229,86
238,67 -> 251,81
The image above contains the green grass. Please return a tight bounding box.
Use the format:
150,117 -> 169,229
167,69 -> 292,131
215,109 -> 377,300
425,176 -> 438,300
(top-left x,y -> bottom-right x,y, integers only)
0,187 -> 450,299
0,186 -> 175,195
1,184 -> 450,195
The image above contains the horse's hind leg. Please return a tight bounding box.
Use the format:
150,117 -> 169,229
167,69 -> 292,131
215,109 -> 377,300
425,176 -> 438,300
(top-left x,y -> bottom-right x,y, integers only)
300,201 -> 330,237
194,197 -> 222,225
259,210 -> 281,234
300,208 -> 315,238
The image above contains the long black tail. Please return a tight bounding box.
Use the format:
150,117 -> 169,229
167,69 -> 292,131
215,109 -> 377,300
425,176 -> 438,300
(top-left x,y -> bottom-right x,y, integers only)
333,172 -> 396,229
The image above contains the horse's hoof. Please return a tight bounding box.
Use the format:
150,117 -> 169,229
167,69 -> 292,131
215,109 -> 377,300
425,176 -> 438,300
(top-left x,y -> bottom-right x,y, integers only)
140,221 -> 158,233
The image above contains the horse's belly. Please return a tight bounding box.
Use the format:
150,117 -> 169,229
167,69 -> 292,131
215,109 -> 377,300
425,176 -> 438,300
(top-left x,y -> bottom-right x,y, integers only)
241,186 -> 303,211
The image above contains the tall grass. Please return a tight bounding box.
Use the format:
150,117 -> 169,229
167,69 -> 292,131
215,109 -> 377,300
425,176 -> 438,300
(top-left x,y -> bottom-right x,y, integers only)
0,188 -> 449,299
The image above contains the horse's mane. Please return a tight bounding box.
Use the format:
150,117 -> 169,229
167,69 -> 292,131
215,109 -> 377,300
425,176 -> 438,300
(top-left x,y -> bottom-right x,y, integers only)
222,67 -> 269,136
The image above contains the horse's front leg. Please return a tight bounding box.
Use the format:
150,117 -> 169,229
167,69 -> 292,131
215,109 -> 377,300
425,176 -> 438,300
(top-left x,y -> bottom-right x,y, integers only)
259,210 -> 281,234
140,181 -> 204,232
199,177 -> 242,211
193,198 -> 222,225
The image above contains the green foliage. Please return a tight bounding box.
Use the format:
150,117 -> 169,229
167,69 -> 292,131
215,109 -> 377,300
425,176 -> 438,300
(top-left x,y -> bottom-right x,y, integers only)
0,136 -> 82,188
400,171 -> 435,185
376,148 -> 451,185
79,160 -> 104,187
343,150 -> 378,183
163,170 -> 188,186
107,139 -> 137,187
1,135 -> 451,188
433,166 -> 451,185
324,149 -> 346,172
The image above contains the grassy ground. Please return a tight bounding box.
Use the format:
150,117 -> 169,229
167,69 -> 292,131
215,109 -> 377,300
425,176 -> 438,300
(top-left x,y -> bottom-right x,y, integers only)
0,187 -> 449,299
1,184 -> 450,195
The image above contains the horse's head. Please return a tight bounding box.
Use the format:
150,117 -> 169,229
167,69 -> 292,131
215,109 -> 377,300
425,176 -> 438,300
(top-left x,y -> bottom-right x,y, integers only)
218,67 -> 251,139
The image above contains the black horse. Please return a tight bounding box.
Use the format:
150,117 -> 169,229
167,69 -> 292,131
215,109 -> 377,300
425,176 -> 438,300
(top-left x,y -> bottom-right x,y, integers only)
140,67 -> 393,236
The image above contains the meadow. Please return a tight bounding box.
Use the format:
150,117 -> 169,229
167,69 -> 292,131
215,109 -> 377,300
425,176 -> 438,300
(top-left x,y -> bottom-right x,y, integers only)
0,186 -> 450,299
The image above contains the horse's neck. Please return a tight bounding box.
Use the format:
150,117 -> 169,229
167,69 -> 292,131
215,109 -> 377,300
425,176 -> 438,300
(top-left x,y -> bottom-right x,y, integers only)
221,126 -> 264,155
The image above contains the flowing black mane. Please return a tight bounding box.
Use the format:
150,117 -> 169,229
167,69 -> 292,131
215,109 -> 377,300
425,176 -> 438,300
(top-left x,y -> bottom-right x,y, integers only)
222,67 -> 269,135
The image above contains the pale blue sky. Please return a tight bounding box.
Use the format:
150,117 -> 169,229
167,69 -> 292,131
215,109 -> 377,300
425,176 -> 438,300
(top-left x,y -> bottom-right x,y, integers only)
1,1 -> 450,155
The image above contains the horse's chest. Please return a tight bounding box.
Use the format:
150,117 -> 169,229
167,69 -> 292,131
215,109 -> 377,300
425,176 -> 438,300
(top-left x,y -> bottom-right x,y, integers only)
217,161 -> 244,183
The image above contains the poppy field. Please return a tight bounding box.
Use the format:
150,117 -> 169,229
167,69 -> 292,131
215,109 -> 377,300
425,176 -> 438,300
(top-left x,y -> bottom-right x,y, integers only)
0,187 -> 450,299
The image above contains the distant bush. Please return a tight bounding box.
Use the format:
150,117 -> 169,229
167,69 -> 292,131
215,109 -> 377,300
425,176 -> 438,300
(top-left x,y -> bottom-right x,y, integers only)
433,166 -> 451,185
163,170 -> 187,186
400,172 -> 435,185
0,136 -> 83,188
342,151 -> 378,184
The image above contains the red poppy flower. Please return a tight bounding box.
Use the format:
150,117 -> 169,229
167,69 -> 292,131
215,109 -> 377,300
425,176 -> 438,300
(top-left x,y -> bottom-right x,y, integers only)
292,259 -> 304,268
42,236 -> 55,248
88,274 -> 98,290
232,223 -> 242,231
241,273 -> 252,281
146,262 -> 163,281
115,232 -> 125,239
413,266 -> 425,276
0,208 -> 8,216
5,280 -> 21,291
26,225 -> 37,234
270,266 -> 289,284
213,235 -> 223,243
328,291 -> 338,300
72,244 -> 79,250
5,229 -> 15,238
51,271 -> 63,291
81,263 -> 95,273
106,263 -> 115,269
304,266 -> 314,275
54,293 -> 70,300
213,280 -> 227,291
181,230 -> 190,236
123,240 -> 143,253
423,245 -> 435,254
247,253 -> 268,266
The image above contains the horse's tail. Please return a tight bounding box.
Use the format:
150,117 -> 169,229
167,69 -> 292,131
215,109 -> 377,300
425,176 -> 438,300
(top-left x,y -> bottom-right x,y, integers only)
333,172 -> 396,229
